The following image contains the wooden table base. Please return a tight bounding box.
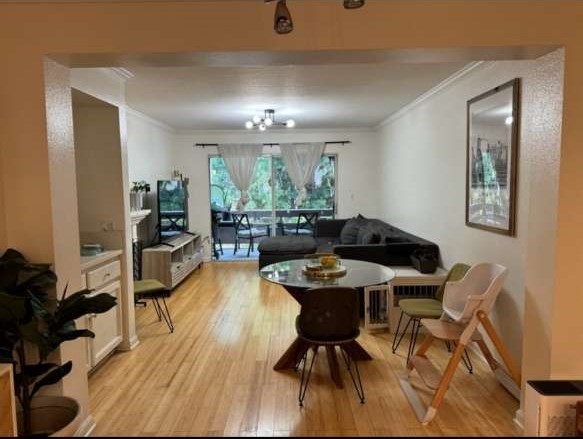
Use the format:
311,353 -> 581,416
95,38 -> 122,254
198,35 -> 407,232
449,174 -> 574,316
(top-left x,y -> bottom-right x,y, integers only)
273,337 -> 372,389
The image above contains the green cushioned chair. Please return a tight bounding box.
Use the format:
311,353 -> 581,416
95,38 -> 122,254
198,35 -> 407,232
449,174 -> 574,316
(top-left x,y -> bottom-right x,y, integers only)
391,263 -> 470,364
134,279 -> 175,333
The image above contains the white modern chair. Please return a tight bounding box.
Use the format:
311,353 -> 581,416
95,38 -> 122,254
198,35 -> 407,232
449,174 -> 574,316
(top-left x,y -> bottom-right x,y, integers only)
399,262 -> 521,425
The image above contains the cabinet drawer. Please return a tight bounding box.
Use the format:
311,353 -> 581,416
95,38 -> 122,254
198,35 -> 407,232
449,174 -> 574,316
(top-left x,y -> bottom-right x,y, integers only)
87,260 -> 121,289
88,281 -> 122,368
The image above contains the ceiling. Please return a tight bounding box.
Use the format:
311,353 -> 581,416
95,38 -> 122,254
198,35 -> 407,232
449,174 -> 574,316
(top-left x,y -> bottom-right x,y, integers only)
124,62 -> 466,131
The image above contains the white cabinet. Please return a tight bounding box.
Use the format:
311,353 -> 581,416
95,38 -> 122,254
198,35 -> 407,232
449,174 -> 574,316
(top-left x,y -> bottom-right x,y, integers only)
87,281 -> 122,367
80,250 -> 123,371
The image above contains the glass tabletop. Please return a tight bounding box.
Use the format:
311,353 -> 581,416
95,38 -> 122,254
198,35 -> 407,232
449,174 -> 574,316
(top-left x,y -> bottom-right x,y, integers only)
259,258 -> 395,289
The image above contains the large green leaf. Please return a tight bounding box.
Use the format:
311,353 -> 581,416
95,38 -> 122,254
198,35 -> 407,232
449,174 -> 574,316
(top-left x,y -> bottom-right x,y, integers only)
30,361 -> 72,397
57,329 -> 95,341
23,363 -> 59,378
54,291 -> 116,327
19,320 -> 52,359
0,292 -> 30,321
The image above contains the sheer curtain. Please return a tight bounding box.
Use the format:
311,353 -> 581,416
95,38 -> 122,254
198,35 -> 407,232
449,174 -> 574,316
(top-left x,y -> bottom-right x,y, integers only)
217,143 -> 263,211
280,142 -> 325,207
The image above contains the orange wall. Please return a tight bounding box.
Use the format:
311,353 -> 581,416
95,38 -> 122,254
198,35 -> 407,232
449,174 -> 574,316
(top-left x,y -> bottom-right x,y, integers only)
0,0 -> 583,421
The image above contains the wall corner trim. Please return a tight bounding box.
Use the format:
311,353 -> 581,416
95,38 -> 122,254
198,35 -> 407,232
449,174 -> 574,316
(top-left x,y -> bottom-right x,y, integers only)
125,107 -> 177,134
375,61 -> 486,130
107,67 -> 135,80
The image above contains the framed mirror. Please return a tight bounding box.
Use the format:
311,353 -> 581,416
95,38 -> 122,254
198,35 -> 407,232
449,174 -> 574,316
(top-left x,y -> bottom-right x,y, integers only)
466,78 -> 520,236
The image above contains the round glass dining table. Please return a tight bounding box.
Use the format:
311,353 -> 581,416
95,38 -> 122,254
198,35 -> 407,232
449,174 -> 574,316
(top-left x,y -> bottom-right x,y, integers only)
259,258 -> 395,290
259,258 -> 395,389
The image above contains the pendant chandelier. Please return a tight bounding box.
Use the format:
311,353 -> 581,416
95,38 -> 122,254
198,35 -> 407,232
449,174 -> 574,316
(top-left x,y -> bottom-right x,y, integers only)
245,109 -> 295,131
266,0 -> 366,35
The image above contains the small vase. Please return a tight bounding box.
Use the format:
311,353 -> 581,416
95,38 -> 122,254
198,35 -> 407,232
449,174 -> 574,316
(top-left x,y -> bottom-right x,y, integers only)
130,192 -> 144,211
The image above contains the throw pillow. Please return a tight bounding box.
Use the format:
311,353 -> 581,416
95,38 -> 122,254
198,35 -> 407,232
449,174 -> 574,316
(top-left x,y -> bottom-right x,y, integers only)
340,218 -> 361,244
356,227 -> 381,245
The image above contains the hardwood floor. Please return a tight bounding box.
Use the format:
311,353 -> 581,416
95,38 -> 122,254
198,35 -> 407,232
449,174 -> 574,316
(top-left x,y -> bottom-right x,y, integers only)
89,262 -> 520,436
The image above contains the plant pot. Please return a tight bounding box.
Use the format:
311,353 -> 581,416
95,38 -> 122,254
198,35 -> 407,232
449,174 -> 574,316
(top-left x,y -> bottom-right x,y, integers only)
17,395 -> 81,437
411,255 -> 438,274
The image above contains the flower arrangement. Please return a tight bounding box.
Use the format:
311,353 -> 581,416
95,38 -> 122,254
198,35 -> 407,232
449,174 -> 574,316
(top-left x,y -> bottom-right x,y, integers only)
130,181 -> 151,193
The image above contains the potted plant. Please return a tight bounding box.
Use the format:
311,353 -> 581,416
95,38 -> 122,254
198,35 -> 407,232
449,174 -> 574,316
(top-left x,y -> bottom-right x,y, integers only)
130,180 -> 151,211
410,247 -> 438,274
0,248 -> 117,436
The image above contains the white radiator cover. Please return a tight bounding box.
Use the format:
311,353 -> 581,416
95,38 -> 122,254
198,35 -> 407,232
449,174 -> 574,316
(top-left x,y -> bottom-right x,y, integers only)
524,380 -> 583,436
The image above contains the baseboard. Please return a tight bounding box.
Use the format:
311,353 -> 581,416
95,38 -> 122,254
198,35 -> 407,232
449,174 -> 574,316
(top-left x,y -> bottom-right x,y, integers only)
118,334 -> 140,352
513,408 -> 525,431
75,414 -> 96,437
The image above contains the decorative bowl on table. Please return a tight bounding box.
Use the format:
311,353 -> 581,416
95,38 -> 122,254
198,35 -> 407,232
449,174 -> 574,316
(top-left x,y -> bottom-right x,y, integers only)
319,255 -> 339,269
302,257 -> 346,279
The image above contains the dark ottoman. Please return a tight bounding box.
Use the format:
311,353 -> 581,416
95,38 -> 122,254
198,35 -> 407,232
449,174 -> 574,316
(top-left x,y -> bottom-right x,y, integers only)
258,236 -> 318,269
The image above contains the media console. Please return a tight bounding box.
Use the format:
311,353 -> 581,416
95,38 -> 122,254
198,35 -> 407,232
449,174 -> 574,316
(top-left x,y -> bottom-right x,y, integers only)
142,232 -> 203,289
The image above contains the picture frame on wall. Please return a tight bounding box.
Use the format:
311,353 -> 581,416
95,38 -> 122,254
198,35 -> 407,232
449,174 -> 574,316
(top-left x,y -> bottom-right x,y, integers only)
466,78 -> 520,236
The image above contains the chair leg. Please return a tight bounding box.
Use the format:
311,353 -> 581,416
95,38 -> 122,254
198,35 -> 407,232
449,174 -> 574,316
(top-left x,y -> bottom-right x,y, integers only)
341,346 -> 365,404
298,346 -> 318,407
407,318 -> 422,363
151,297 -> 162,320
451,341 -> 474,374
247,237 -> 252,257
233,237 -> 238,255
392,311 -> 412,354
153,296 -> 175,333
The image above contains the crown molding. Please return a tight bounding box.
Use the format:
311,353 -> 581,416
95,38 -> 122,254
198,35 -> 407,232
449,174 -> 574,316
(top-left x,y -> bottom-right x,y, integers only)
175,127 -> 375,136
109,67 -> 135,80
375,61 -> 488,129
125,107 -> 177,133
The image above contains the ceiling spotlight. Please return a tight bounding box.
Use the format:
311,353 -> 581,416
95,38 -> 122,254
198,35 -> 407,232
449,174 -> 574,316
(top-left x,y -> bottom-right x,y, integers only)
285,119 -> 296,128
274,0 -> 293,35
343,0 -> 365,9
259,123 -> 267,132
252,115 -> 261,124
245,121 -> 254,129
505,116 -> 514,126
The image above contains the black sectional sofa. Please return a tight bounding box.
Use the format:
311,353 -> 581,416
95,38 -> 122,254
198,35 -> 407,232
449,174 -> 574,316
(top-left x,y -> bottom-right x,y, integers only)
258,215 -> 439,268
314,216 -> 439,266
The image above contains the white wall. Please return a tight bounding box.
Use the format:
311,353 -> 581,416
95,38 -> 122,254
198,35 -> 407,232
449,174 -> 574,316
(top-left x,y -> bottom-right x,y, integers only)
376,51 -> 564,371
126,110 -> 177,243
170,129 -> 380,253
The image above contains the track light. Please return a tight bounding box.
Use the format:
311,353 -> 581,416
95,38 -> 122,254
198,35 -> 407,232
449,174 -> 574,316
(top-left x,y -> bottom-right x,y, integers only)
267,0 -> 365,34
343,0 -> 365,9
274,0 -> 293,35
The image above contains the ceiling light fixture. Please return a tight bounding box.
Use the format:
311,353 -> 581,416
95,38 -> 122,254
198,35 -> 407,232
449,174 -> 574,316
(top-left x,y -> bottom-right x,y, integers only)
245,109 -> 295,131
274,0 -> 293,34
266,0 -> 365,34
343,0 -> 365,9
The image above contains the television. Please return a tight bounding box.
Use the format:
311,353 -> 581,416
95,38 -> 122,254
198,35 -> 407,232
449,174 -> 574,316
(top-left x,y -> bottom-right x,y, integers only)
157,179 -> 189,241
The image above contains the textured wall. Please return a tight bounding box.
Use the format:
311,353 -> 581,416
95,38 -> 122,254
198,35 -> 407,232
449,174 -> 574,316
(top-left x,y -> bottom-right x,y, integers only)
126,111 -> 176,244
377,51 -> 564,373
43,58 -> 89,424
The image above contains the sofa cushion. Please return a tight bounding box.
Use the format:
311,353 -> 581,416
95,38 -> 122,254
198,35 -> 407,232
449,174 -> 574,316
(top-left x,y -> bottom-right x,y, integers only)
315,237 -> 340,253
257,236 -> 317,255
357,226 -> 381,245
340,217 -> 366,244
